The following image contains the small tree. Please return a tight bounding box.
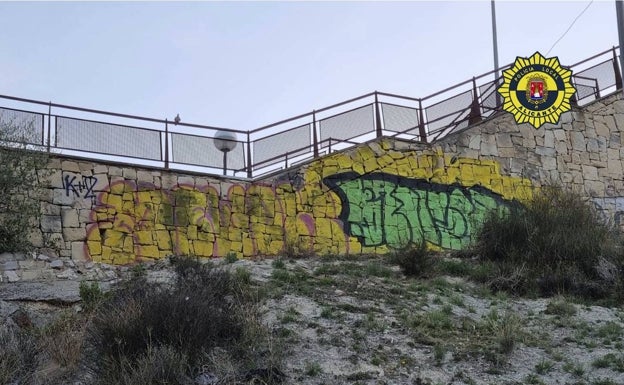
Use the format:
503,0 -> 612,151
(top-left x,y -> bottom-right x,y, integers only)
0,118 -> 48,252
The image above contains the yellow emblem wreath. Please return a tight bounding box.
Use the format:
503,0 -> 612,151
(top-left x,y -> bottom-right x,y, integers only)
498,52 -> 576,129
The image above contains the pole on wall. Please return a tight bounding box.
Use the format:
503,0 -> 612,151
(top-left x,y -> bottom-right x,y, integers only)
617,0 -> 624,96
491,0 -> 501,107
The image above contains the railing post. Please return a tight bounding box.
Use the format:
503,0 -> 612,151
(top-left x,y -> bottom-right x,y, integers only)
595,78 -> 601,99
417,99 -> 427,143
164,119 -> 169,169
613,46 -> 623,90
46,101 -> 52,151
312,110 -> 319,158
469,77 -> 482,125
246,132 -> 252,178
570,93 -> 578,105
374,91 -> 383,138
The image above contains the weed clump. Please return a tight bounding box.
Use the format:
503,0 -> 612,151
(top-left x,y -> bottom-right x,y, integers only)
87,256 -> 280,384
390,241 -> 436,278
471,186 -> 624,299
0,327 -> 39,385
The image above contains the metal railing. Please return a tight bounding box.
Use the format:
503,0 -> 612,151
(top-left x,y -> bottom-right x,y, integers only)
0,46 -> 621,179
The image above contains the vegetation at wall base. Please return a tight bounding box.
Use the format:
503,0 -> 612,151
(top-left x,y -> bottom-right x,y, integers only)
468,186 -> 624,301
389,240 -> 436,278
86,257 -> 280,385
0,327 -> 39,385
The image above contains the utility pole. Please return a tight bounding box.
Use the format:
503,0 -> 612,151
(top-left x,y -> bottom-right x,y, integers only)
617,0 -> 624,96
491,0 -> 501,106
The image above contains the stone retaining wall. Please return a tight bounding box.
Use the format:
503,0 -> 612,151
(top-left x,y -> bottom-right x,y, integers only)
3,92 -> 624,280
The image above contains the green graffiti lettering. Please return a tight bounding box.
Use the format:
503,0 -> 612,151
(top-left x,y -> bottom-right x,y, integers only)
324,172 -> 514,249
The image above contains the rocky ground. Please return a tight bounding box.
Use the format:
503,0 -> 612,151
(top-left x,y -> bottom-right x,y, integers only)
2,254 -> 624,385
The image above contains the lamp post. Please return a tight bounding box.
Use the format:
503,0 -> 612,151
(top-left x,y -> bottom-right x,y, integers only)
213,131 -> 238,175
617,0 -> 624,96
491,0 -> 501,107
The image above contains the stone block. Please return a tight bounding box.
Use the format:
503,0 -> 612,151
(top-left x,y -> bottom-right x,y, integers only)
61,209 -> 80,228
92,174 -> 110,191
61,161 -> 80,173
41,202 -> 61,216
543,130 -> 555,148
53,189 -> 75,206
0,252 -> 14,262
137,170 -> 154,184
50,260 -> 64,269
178,176 -> 195,187
78,209 -> 93,224
21,270 -> 42,281
109,167 -> 123,176
41,215 -> 62,233
468,134 -> 481,150
1,261 -> 19,271
78,162 -> 93,172
553,129 -> 566,142
47,169 -> 65,189
122,168 -> 137,180
570,131 -> 586,152
93,164 -> 108,174
605,115 -> 617,132
541,157 -> 557,171
63,227 -> 86,242
57,269 -> 78,280
555,140 -> 568,154
535,146 -> 555,157
18,260 -> 36,269
496,134 -> 513,148
4,271 -> 19,282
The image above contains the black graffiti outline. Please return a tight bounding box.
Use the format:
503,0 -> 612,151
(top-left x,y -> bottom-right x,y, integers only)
323,172 -> 519,249
62,173 -> 98,201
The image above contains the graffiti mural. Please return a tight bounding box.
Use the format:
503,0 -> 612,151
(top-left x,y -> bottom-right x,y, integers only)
79,140 -> 534,264
324,173 -> 515,249
85,179 -> 348,264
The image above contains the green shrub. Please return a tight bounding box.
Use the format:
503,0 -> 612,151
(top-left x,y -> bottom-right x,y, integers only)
390,240 -> 436,278
79,281 -> 105,312
87,257 -> 278,383
224,252 -> 238,263
0,120 -> 49,252
471,186 -> 624,298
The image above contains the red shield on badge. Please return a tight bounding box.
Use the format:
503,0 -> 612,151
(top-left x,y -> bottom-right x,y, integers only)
530,80 -> 544,100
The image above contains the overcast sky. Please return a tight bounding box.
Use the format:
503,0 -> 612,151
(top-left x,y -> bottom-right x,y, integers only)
0,1 -> 620,130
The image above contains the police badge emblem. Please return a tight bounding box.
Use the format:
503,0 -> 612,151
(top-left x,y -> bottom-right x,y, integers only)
498,52 -> 576,129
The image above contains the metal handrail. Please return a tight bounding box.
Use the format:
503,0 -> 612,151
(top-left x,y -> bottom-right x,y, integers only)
0,45 -> 620,180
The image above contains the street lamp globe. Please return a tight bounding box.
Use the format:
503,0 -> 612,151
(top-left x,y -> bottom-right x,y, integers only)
213,131 -> 238,175
213,131 -> 238,153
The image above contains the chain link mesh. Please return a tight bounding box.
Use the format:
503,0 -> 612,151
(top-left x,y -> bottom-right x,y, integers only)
381,103 -> 419,134
171,133 -> 245,170
425,89 -> 472,133
479,80 -> 500,113
573,81 -> 598,102
0,107 -> 44,145
575,59 -> 617,93
253,124 -> 311,165
56,117 -> 161,160
319,104 -> 374,143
